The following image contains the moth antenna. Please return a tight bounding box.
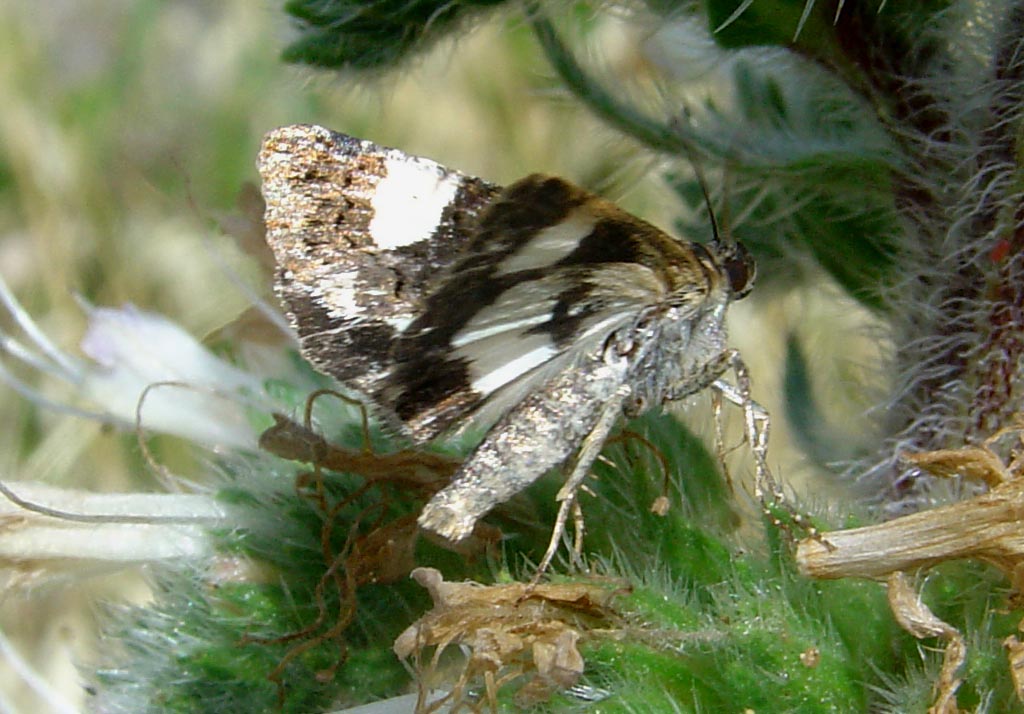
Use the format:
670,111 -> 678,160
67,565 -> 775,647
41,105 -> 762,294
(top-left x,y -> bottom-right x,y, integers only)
689,155 -> 723,247
720,162 -> 735,244
669,112 -> 733,248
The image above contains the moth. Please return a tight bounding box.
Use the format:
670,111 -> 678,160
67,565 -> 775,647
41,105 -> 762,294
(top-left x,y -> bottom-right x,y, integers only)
259,124 -> 761,557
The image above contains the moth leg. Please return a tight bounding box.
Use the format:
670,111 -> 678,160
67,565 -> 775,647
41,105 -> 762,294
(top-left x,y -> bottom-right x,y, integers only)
713,352 -> 824,543
571,498 -> 586,562
711,350 -> 778,502
535,385 -> 631,579
709,388 -> 735,493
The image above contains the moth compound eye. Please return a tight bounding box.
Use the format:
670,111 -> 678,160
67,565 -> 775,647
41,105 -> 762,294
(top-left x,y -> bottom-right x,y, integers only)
724,242 -> 756,299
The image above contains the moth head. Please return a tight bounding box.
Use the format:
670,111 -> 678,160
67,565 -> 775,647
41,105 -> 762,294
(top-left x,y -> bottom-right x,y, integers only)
681,154 -> 755,301
714,240 -> 756,300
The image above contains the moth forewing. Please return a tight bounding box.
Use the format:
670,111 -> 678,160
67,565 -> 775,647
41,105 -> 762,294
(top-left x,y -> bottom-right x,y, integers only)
387,263 -> 665,441
259,124 -> 498,398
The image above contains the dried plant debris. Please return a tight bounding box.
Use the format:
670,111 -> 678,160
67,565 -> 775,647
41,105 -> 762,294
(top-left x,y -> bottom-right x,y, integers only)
252,394 -> 478,703
259,410 -> 504,559
1004,629 -> 1024,703
887,572 -> 966,714
796,429 -> 1024,586
796,426 -> 1024,710
795,476 -> 1024,584
394,567 -> 627,712
259,412 -> 459,495
901,447 -> 1013,488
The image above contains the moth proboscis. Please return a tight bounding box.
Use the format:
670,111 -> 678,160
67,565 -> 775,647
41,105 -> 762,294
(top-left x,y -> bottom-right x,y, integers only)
259,124 -> 775,573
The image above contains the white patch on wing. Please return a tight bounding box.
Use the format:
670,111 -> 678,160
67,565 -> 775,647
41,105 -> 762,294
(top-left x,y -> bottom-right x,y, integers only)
385,314 -> 414,331
450,281 -> 557,349
451,313 -> 550,347
468,339 -> 558,395
318,269 -> 360,316
369,156 -> 461,249
493,209 -> 596,276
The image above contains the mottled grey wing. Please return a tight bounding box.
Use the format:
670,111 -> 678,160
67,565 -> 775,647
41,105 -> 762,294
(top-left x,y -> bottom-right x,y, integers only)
259,124 -> 499,394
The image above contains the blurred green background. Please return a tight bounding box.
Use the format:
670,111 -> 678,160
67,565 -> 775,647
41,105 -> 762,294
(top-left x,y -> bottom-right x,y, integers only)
0,2 -> 884,711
